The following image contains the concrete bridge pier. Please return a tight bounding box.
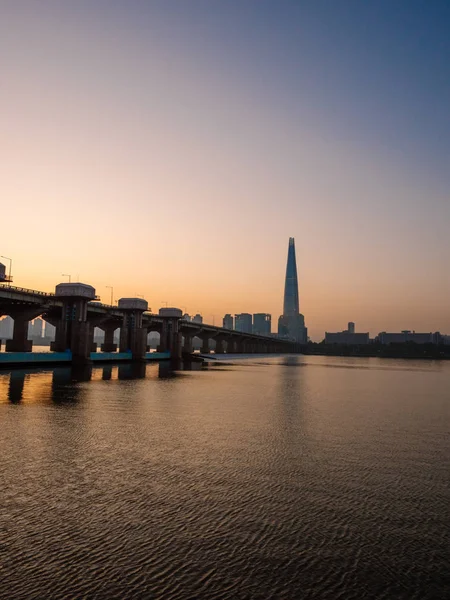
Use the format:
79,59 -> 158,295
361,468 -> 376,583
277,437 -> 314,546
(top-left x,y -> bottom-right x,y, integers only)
182,332 -> 195,354
50,283 -> 96,364
226,338 -> 236,353
200,336 -> 211,354
158,309 -> 183,360
214,337 -> 226,354
5,308 -> 42,352
119,298 -> 148,361
101,323 -> 118,353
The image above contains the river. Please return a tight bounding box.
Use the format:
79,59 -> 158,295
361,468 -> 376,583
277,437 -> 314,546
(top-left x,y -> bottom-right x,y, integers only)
1,355 -> 449,599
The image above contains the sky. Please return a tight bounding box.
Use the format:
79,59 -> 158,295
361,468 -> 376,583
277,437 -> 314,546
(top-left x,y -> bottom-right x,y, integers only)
1,0 -> 449,340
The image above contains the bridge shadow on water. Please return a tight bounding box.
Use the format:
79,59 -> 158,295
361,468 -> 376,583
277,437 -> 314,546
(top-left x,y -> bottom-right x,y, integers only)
0,359 -> 206,404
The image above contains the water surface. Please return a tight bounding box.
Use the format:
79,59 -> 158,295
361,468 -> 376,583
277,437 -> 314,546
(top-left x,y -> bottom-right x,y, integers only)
1,356 -> 449,599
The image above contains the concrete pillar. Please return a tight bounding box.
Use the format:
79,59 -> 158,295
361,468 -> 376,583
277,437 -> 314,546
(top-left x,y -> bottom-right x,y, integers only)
118,298 -> 148,361
5,317 -> 33,352
101,324 -> 118,352
50,283 -> 96,364
5,308 -> 43,352
182,333 -> 194,354
215,338 -> 225,354
158,316 -> 182,359
226,338 -> 235,353
235,339 -> 244,353
201,337 -> 210,354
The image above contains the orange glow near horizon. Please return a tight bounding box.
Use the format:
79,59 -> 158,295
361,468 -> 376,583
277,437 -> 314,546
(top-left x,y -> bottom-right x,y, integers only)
1,4 -> 449,341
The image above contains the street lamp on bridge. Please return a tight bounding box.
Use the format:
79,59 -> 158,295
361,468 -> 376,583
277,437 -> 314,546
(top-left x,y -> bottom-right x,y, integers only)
61,273 -> 71,283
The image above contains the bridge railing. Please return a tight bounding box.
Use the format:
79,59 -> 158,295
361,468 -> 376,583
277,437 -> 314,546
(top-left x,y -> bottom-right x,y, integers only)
0,284 -> 54,297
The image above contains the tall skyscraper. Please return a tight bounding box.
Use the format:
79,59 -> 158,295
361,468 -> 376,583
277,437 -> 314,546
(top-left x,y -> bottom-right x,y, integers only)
223,314 -> 234,330
253,313 -> 271,336
278,237 -> 307,343
235,313 -> 252,333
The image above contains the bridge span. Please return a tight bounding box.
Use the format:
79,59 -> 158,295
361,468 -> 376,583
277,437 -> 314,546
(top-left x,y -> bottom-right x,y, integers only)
0,282 -> 302,364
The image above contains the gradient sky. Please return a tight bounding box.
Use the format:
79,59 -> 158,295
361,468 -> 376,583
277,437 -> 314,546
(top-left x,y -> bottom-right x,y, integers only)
1,0 -> 449,340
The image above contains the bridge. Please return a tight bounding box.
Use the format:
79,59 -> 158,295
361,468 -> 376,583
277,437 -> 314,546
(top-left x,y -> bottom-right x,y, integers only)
0,282 -> 302,364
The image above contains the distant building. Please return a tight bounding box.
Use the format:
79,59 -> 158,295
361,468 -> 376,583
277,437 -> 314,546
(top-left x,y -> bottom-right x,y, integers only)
182,313 -> 191,322
325,332 -> 370,345
223,314 -> 234,330
29,318 -> 44,339
44,322 -> 56,340
376,331 -> 440,345
192,314 -> 203,324
0,316 -> 14,339
325,322 -> 369,345
253,313 -> 271,336
235,313 -> 252,333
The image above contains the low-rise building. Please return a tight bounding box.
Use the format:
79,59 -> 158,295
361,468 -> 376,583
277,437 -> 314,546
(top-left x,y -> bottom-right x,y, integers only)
376,331 -> 441,345
325,332 -> 370,345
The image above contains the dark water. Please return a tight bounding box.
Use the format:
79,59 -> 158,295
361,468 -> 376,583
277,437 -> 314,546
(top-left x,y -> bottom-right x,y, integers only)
1,356 -> 449,600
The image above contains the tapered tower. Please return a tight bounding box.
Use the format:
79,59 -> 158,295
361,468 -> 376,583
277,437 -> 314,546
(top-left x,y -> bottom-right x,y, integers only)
283,237 -> 300,316
278,237 -> 307,344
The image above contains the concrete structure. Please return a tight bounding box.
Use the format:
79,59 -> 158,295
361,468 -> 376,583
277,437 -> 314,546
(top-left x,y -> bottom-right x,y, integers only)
325,332 -> 370,345
253,313 -> 271,336
223,314 -> 234,330
0,282 -> 302,364
325,322 -> 369,345
376,331 -> 441,345
235,313 -> 252,333
192,314 -> 203,324
278,238 -> 307,344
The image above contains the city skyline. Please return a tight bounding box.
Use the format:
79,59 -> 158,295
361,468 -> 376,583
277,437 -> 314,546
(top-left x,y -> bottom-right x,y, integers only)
1,2 -> 449,340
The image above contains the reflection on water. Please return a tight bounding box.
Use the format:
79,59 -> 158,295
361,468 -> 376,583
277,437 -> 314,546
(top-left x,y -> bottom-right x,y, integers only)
0,359 -> 206,404
1,355 -> 449,600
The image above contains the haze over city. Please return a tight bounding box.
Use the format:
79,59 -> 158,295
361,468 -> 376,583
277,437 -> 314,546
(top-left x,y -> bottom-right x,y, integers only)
2,1 -> 449,340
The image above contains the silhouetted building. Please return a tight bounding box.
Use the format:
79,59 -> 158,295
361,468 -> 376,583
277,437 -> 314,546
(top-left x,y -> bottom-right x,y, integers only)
278,238 -> 307,343
192,314 -> 203,324
223,314 -> 234,330
0,316 -> 14,339
182,313 -> 191,322
325,322 -> 369,344
325,332 -> 370,345
376,331 -> 441,345
44,321 -> 56,340
253,313 -> 271,336
235,313 -> 252,333
29,318 -> 44,339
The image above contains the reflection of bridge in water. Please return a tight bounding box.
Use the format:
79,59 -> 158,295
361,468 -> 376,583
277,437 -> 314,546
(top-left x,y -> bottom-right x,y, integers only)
0,282 -> 303,365
2,361 -> 202,403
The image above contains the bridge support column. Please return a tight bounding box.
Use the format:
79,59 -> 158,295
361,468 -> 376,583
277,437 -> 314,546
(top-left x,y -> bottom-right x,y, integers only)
5,316 -> 33,352
226,338 -> 236,353
50,283 -> 96,364
214,338 -> 225,354
182,333 -> 194,354
118,298 -> 148,361
159,318 -> 182,359
200,337 -> 210,354
235,339 -> 244,353
101,324 -> 118,353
